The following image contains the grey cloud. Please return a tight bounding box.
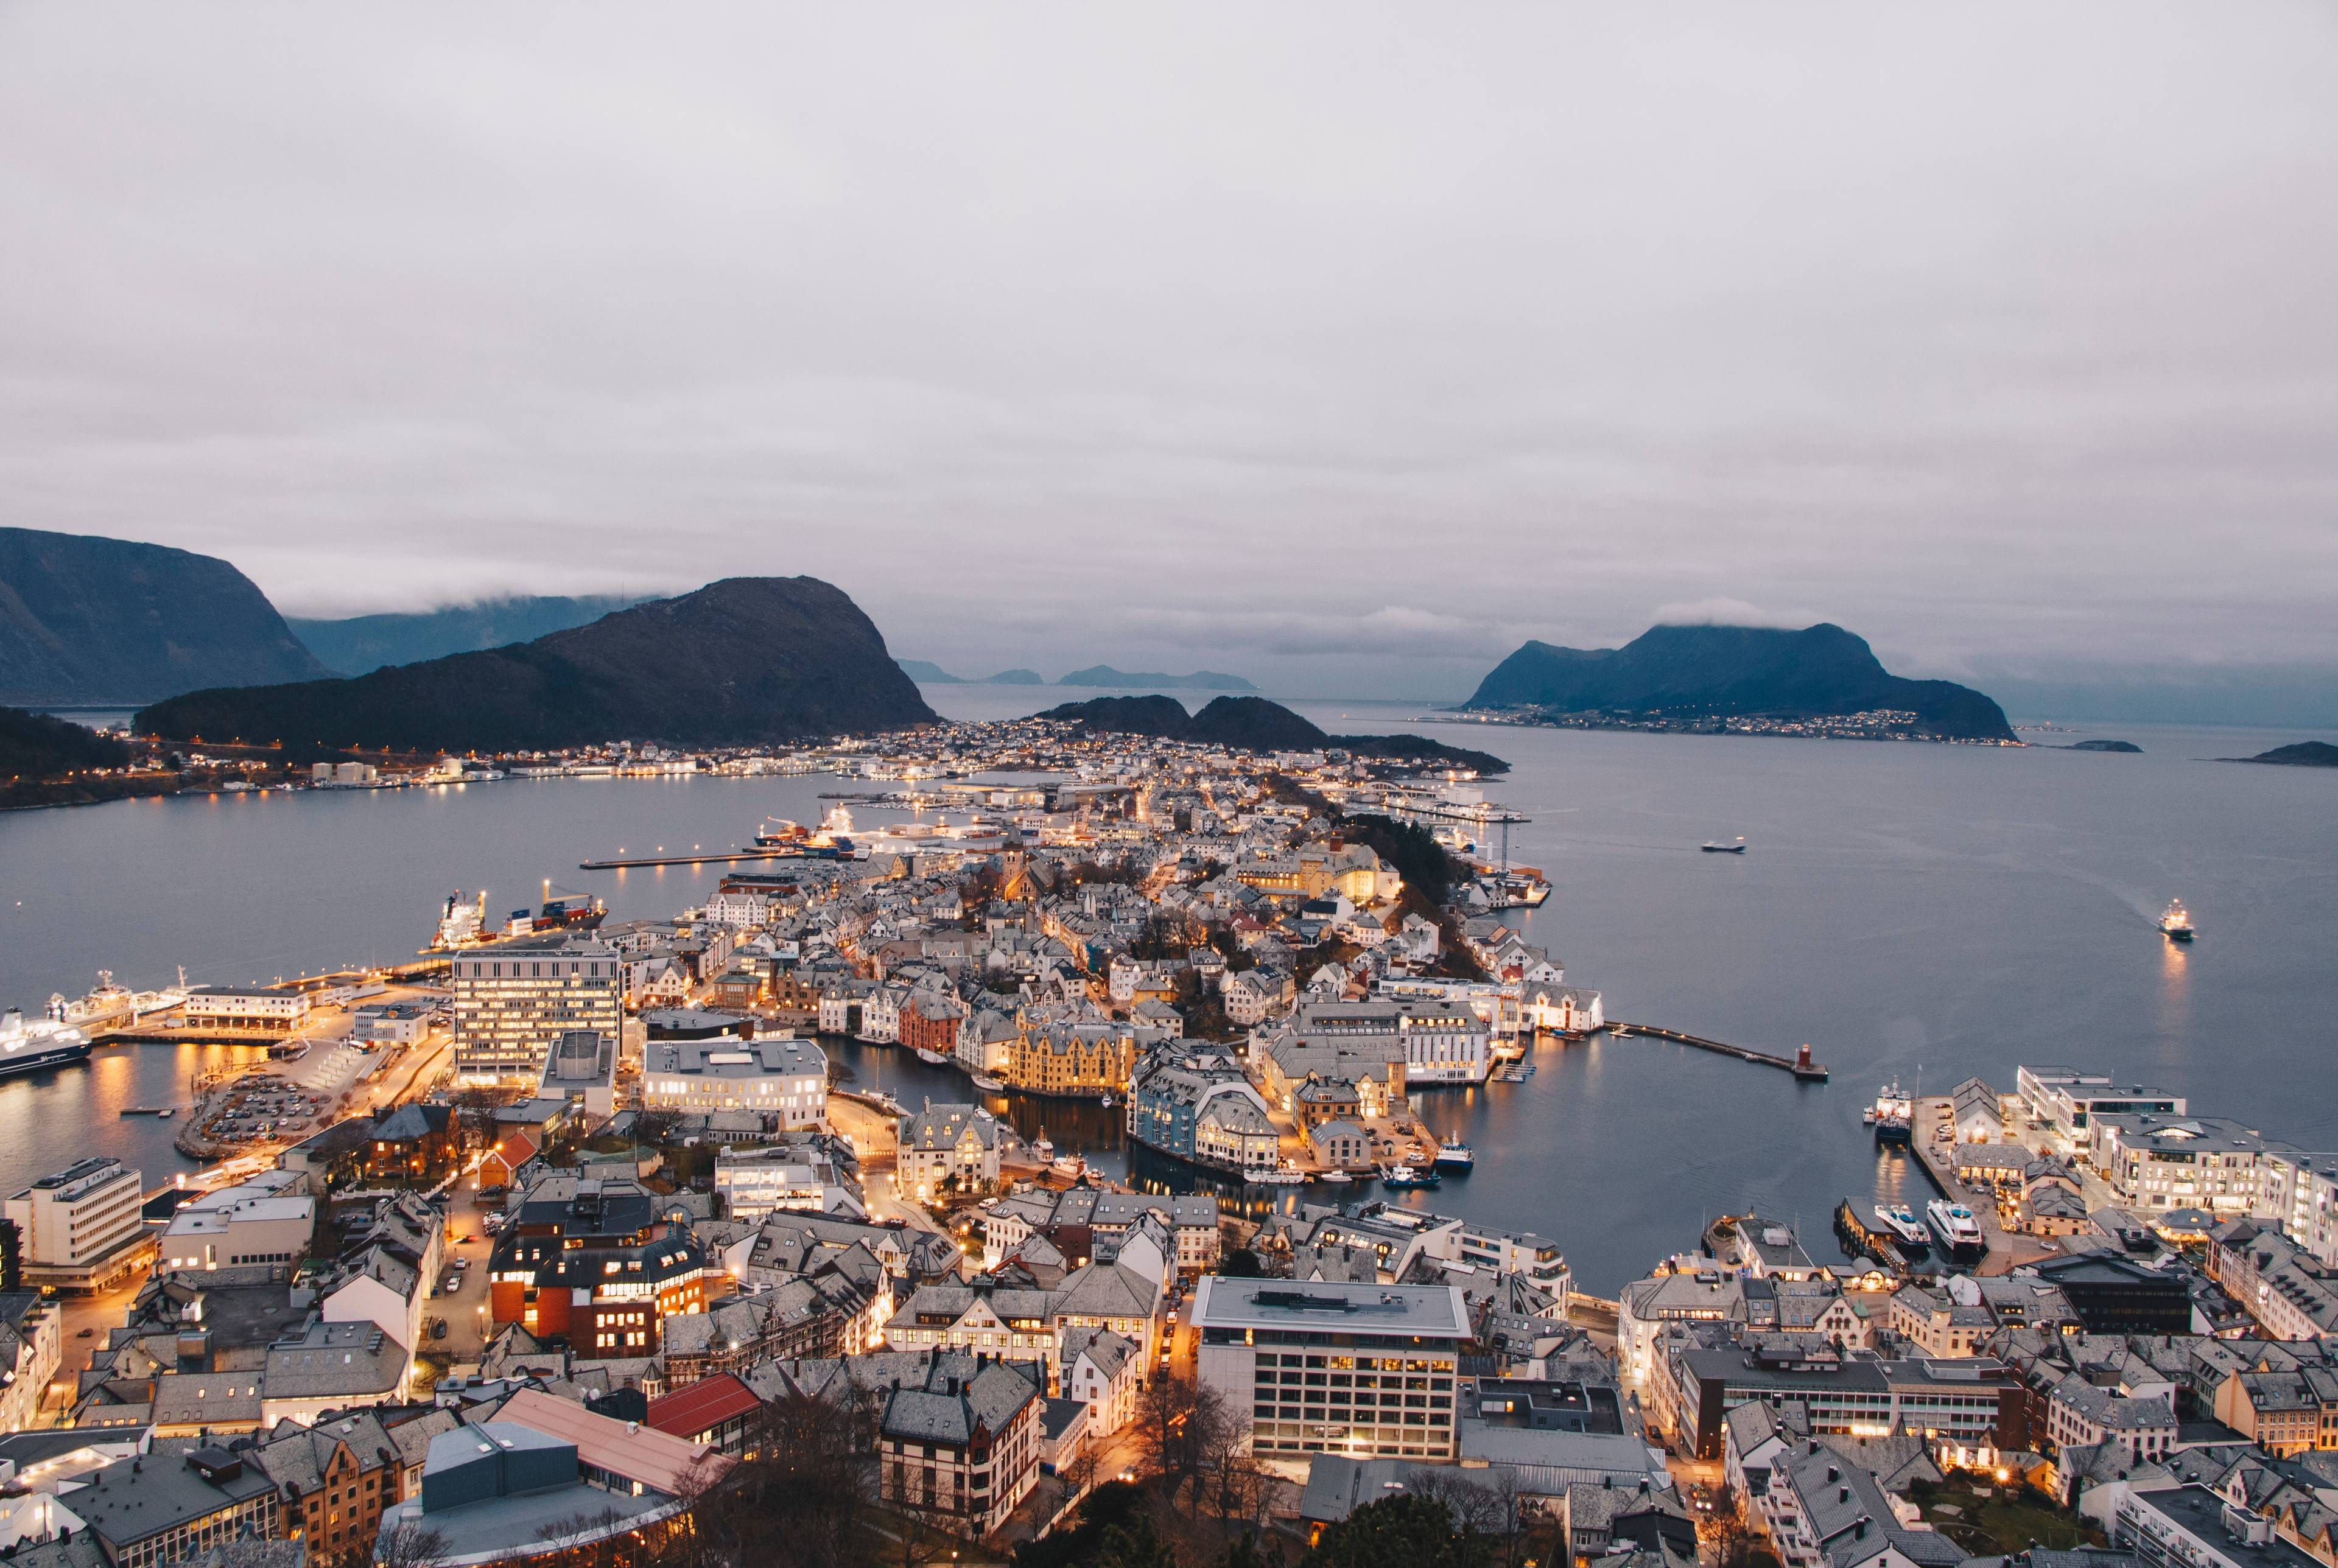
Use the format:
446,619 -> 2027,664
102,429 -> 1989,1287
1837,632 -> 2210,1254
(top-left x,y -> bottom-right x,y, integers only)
1,5 -> 2334,705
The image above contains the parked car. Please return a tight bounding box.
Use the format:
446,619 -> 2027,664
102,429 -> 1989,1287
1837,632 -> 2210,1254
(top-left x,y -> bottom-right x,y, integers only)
430,1319 -> 448,1340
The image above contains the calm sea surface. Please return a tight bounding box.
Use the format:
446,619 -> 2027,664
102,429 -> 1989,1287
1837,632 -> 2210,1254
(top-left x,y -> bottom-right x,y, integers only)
4,686 -> 2333,1292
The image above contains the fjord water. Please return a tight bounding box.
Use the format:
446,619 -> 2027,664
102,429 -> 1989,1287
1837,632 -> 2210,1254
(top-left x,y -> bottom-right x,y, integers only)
2,688 -> 2331,1290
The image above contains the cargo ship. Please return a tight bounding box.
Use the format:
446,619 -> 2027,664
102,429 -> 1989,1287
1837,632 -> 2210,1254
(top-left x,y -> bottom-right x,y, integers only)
0,1009 -> 93,1078
536,891 -> 606,931
1864,1081 -> 1914,1145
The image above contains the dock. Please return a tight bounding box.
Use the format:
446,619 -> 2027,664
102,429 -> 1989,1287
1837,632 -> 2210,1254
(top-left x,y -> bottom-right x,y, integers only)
1610,1023 -> 1829,1080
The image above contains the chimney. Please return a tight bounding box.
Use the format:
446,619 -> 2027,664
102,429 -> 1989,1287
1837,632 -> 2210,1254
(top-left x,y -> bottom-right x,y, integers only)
1827,1466 -> 1838,1483
1838,1487 -> 1850,1505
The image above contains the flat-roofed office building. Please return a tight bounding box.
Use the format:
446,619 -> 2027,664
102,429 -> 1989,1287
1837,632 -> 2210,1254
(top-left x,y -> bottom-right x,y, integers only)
4,1157 -> 149,1288
1193,1276 -> 1470,1460
450,936 -> 620,1087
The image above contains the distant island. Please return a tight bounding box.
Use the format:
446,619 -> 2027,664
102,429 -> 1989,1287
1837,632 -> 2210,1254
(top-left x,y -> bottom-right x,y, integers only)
138,577 -> 938,752
1464,622 -> 2017,743
2063,739 -> 2142,753
897,660 -> 1045,685
289,593 -> 650,676
1043,693 -> 1508,774
1056,665 -> 1258,691
2224,740 -> 2338,768
1,526 -> 332,704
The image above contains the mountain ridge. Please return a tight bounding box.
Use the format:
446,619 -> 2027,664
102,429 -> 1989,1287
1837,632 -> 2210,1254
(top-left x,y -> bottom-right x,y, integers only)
0,527 -> 332,704
1467,622 -> 2015,741
138,577 -> 937,751
1057,665 -> 1257,691
289,594 -> 651,675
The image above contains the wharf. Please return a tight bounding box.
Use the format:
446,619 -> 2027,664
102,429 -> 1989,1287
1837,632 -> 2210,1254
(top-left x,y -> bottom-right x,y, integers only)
1610,1022 -> 1829,1080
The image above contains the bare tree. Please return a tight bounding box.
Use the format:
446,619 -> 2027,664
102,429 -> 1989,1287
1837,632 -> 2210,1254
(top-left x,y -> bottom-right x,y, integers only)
376,1521 -> 451,1568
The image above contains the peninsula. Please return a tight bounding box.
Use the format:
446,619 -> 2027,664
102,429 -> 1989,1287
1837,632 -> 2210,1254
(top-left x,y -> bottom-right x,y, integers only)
1042,693 -> 1508,773
1464,622 -> 2017,743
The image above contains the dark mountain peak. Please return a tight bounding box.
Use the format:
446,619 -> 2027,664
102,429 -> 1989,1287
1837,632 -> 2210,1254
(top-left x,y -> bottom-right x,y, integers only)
1039,694 -> 1195,737
138,575 -> 935,752
0,526 -> 331,704
1468,620 -> 2013,741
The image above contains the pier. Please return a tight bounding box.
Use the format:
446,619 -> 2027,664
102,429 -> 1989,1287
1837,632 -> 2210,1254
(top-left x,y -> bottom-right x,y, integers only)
1610,1023 -> 1829,1080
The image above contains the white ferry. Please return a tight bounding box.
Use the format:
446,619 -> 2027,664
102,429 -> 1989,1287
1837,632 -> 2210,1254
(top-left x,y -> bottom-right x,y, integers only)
1433,1141 -> 1476,1171
1926,1199 -> 1987,1264
1,1009 -> 93,1079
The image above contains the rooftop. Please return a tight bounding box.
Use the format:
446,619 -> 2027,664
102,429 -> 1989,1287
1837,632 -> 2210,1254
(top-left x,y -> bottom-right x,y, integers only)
1193,1276 -> 1469,1337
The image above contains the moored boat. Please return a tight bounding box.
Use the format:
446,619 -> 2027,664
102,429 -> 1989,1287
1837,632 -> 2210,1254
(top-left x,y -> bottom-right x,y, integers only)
1926,1199 -> 1987,1264
1377,1163 -> 1441,1189
1873,1204 -> 1931,1257
970,1074 -> 1006,1093
1433,1141 -> 1475,1171
0,1008 -> 93,1078
914,1048 -> 952,1067
1316,1169 -> 1353,1184
1870,1081 -> 1913,1145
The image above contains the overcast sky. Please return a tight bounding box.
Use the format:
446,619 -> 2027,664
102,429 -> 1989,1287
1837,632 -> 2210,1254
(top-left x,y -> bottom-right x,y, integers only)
4,5 -> 2334,702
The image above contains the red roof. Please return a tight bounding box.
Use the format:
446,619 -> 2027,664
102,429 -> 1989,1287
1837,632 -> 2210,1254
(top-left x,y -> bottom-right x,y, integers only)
646,1373 -> 762,1438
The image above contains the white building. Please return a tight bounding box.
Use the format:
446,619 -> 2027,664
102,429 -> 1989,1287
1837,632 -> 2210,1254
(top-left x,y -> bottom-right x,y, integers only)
158,1183 -> 317,1274
642,1035 -> 827,1127
1193,1276 -> 1470,1460
2262,1152 -> 2338,1268
449,936 -> 622,1087
350,1002 -> 431,1046
184,985 -> 314,1029
714,1146 -> 862,1222
3,1157 -> 148,1287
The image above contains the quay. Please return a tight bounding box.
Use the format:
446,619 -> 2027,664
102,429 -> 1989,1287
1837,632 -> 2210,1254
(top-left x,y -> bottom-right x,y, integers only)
1609,1022 -> 1829,1080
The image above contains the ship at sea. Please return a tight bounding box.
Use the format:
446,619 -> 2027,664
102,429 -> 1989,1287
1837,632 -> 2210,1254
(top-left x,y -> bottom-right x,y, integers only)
1865,1080 -> 1914,1145
2159,899 -> 2196,942
0,1008 -> 93,1078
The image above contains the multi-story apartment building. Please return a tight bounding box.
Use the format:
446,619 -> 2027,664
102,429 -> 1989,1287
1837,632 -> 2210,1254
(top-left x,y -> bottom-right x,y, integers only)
3,1156 -> 149,1289
486,1177 -> 706,1353
60,1447 -> 283,1568
1195,1276 -> 1471,1461
1008,1021 -> 1137,1097
2015,1067 -> 2185,1147
641,1036 -> 827,1127
879,1357 -> 1045,1539
2264,1152 -> 2338,1268
897,1102 -> 1003,1195
2089,1113 -> 2286,1215
2209,1220 -> 2338,1340
1666,1345 -> 2024,1460
449,934 -> 620,1086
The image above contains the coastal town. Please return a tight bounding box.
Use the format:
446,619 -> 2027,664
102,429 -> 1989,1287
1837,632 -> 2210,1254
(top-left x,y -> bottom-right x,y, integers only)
2,716 -> 2336,1568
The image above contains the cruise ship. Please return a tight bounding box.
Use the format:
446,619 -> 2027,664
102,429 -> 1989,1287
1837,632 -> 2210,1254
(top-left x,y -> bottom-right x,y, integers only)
0,1009 -> 93,1079
1926,1199 -> 1987,1264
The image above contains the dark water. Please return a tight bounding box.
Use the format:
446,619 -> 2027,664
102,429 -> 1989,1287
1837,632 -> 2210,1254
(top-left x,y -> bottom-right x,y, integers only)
4,688 -> 2333,1290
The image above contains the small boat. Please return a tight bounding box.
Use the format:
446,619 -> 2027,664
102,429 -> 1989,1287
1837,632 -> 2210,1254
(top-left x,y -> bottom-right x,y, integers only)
1098,1094 -> 1115,1110
1050,1155 -> 1087,1180
1378,1164 -> 1441,1189
1926,1199 -> 1987,1264
1031,1136 -> 1056,1162
1316,1169 -> 1353,1184
1249,1164 -> 1307,1185
913,1048 -> 952,1067
970,1074 -> 1006,1093
1873,1204 -> 1931,1257
1433,1141 -> 1475,1171
1701,838 -> 1748,854
2159,899 -> 2196,942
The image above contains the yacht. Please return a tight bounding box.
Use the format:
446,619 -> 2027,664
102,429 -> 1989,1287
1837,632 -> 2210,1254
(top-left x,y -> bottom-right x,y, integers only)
1098,1093 -> 1115,1110
1926,1200 -> 1987,1264
1250,1163 -> 1307,1185
1433,1141 -> 1475,1171
970,1073 -> 1006,1094
1872,1204 -> 1931,1257
2159,899 -> 2196,942
913,1048 -> 952,1068
1316,1169 -> 1353,1184
0,1009 -> 93,1079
